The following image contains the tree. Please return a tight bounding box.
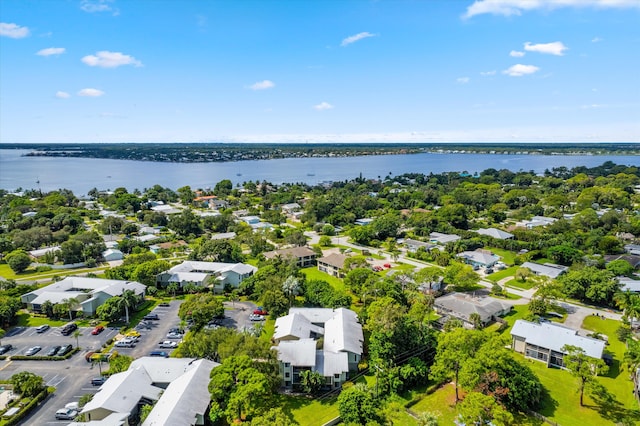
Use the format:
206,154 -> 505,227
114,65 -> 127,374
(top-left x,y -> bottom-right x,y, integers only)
417,411 -> 440,426
282,276 -> 301,307
337,383 -> 380,425
167,282 -> 179,297
299,370 -> 324,394
318,235 -> 332,247
247,408 -> 294,426
515,267 -> 533,282
97,296 -> 123,322
469,312 -> 483,329
615,291 -> 640,322
528,297 -> 548,316
414,267 -> 444,293
65,297 -> 80,321
179,293 -> 224,329
177,185 -> 194,205
429,328 -> 489,402
139,404 -> 153,424
6,250 -> 31,273
606,259 -> 634,277
72,329 -> 83,349
561,344 -> 608,406
214,179 -> 233,197
10,371 -> 44,398
107,354 -> 134,374
443,262 -> 479,292
457,392 -> 514,426
118,290 -> 139,324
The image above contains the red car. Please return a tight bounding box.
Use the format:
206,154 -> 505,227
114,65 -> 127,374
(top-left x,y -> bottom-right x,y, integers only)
253,306 -> 268,316
91,325 -> 105,335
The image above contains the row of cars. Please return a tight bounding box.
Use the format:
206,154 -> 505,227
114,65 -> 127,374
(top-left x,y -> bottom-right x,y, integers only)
0,343 -> 73,357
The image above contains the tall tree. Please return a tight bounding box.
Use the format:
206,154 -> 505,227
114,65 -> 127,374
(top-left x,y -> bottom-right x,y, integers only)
561,344 -> 608,406
337,383 -> 380,425
119,290 -> 139,324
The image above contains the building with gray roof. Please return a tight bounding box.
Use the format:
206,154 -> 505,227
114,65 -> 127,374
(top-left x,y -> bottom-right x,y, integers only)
317,253 -> 347,277
521,261 -> 568,279
156,260 -> 257,292
263,246 -> 317,267
475,228 -> 514,240
429,232 -> 461,245
511,320 -> 605,368
456,249 -> 500,269
434,292 -> 512,327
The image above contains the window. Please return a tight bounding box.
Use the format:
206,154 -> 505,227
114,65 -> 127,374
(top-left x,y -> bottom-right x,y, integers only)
284,362 -> 290,368
285,372 -> 290,378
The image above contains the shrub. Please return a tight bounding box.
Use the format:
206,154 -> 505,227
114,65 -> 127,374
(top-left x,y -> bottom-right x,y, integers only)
616,325 -> 632,342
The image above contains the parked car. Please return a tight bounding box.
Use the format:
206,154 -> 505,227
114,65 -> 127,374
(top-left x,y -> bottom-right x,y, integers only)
55,408 -> 78,420
0,344 -> 13,355
57,344 -> 73,356
143,313 -> 160,320
125,330 -> 141,338
383,263 -> 392,269
166,332 -> 183,339
115,339 -> 136,348
249,314 -> 265,321
158,302 -> 170,307
149,351 -> 169,358
36,324 -> 50,333
47,346 -> 62,356
61,323 -> 78,336
90,377 -> 106,386
159,341 -> 178,349
253,306 -> 268,316
25,346 -> 42,356
65,402 -> 80,411
91,325 -> 105,335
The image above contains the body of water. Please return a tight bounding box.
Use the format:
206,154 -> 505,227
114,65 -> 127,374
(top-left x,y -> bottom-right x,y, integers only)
1,149 -> 639,195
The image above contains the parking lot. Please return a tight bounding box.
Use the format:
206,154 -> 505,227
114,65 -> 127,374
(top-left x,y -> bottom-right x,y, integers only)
0,301 -> 182,425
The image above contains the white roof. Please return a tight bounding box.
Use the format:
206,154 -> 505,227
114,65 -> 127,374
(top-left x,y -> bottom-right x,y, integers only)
142,359 -> 218,426
135,234 -> 160,242
81,366 -> 162,416
23,277 -> 145,304
429,232 -> 460,244
168,272 -> 209,283
618,276 -> 640,292
28,246 -> 60,257
30,290 -> 86,305
102,249 -> 123,257
129,357 -> 206,383
275,339 -> 317,367
475,228 -> 514,240
274,313 -> 324,341
211,232 -> 237,240
521,262 -> 568,279
316,350 -> 349,377
511,320 -> 605,359
435,293 -> 512,323
457,250 -> 499,266
67,412 -> 129,426
323,308 -> 364,355
289,307 -> 338,324
167,261 -> 256,275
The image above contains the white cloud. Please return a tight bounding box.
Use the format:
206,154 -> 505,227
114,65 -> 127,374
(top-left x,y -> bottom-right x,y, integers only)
78,88 -> 105,97
80,0 -> 118,14
55,91 -> 71,99
502,64 -> 540,77
248,80 -> 275,90
341,32 -> 376,47
0,22 -> 30,38
592,37 -> 603,43
581,103 -> 607,109
524,41 -> 568,56
457,77 -> 470,84
36,47 -> 66,56
82,51 -> 142,68
480,70 -> 496,76
464,0 -> 640,18
313,102 -> 334,111
510,50 -> 525,57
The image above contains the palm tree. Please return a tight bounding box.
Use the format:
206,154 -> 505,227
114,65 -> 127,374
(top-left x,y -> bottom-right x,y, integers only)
167,282 -> 179,298
119,290 -> 139,324
72,329 -> 83,349
615,290 -> 640,321
66,297 -> 80,321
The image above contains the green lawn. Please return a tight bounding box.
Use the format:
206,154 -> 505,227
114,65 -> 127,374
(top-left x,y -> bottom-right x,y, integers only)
487,247 -> 517,265
487,266 -> 517,282
0,263 -> 110,281
278,395 -> 340,426
16,311 -> 68,327
505,277 -> 536,290
301,267 -> 345,292
500,304 -> 530,331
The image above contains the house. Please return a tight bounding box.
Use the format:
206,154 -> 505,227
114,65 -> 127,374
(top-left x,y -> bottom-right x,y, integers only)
272,308 -> 364,390
520,261 -> 568,279
281,203 -> 301,215
263,246 -> 317,267
134,234 -> 161,243
76,357 -> 218,426
456,249 -> 500,269
434,292 -> 512,327
28,246 -> 60,260
402,238 -> 436,253
156,261 -> 257,292
475,228 -> 514,240
240,216 -> 261,225
625,244 -> 640,256
102,249 -> 124,262
511,320 -> 605,368
139,226 -> 162,235
609,252 -> 640,268
429,232 -> 461,245
21,277 -> 146,317
210,232 -> 237,241
618,276 -> 640,293
354,218 -> 374,226
150,204 -> 182,215
317,253 -> 347,278
524,216 -> 557,229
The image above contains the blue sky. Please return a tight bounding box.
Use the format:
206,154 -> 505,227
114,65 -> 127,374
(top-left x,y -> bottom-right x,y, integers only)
1,0 -> 639,143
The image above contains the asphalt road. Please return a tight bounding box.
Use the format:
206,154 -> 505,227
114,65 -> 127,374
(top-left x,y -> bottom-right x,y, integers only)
0,301 -> 183,425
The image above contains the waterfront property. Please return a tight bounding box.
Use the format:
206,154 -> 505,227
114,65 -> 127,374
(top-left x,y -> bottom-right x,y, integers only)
21,277 -> 146,316
156,260 -> 257,292
272,308 -> 364,390
510,319 -> 605,369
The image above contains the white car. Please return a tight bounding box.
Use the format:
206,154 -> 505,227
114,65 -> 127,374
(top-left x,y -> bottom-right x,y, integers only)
55,408 -> 78,420
166,332 -> 183,339
65,402 -> 79,411
114,339 -> 136,348
159,340 -> 178,348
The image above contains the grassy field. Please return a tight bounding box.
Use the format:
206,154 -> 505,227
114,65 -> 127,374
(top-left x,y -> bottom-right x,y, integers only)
487,247 -> 517,265
487,265 -> 517,282
505,277 -> 537,290
301,267 -> 345,292
278,395 -> 340,425
0,263 -> 110,282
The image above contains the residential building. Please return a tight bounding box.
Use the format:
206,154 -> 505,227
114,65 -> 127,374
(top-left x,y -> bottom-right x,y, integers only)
74,357 -> 218,426
210,232 -> 237,240
524,216 -> 558,229
402,238 -> 436,253
456,249 -> 500,269
317,253 -> 347,278
429,232 -> 460,245
354,218 -> 374,226
604,254 -> 640,269
263,246 -> 317,267
618,276 -> 640,293
21,277 -> 146,317
434,292 -> 512,327
281,203 -> 301,215
150,204 -> 182,215
102,249 -> 124,262
475,228 -> 514,240
134,234 -> 161,243
28,246 -> 60,260
273,308 -> 364,390
156,261 -> 257,292
520,261 -> 568,279
511,320 -> 605,368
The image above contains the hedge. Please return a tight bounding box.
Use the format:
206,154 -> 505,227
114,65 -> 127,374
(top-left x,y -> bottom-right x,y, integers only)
0,347 -> 80,361
2,387 -> 50,426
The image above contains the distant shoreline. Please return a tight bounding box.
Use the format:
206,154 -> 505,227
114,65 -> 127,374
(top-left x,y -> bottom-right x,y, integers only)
0,142 -> 638,163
